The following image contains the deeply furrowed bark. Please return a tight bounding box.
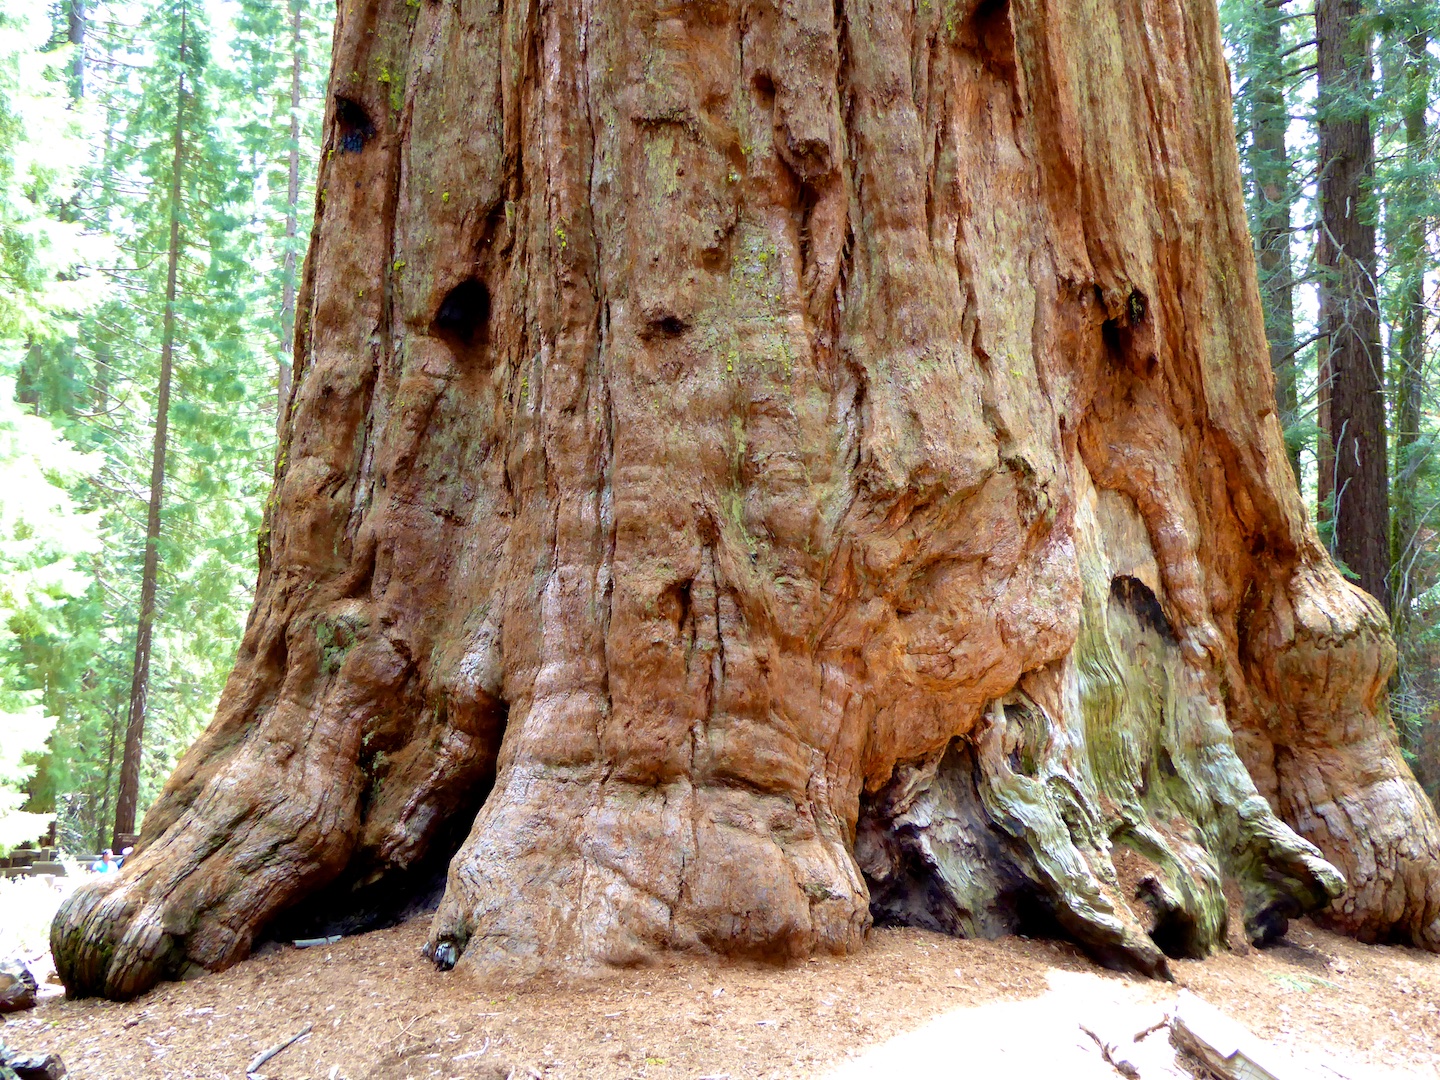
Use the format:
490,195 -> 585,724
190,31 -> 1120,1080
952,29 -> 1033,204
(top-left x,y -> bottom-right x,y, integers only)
54,0 -> 1440,1000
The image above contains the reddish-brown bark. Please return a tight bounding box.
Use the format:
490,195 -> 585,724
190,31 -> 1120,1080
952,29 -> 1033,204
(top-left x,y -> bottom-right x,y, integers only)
53,0 -> 1440,1001
1315,0 -> 1389,610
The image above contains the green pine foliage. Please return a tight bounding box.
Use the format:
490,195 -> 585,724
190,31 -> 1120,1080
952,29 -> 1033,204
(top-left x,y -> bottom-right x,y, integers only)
1225,0 -> 1440,793
0,376 -> 100,852
228,0 -> 331,387
0,4 -> 102,853
0,0 -> 331,851
1,0 -> 1435,849
1374,0 -> 1440,770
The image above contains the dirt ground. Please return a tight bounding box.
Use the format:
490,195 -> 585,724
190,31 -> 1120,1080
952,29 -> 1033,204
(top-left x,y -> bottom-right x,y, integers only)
4,909 -> 1440,1080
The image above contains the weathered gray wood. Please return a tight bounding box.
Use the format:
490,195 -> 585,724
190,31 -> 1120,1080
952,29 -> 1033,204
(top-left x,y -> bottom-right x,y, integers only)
0,1042 -> 67,1080
246,1024 -> 312,1077
292,935 -> 343,949
0,963 -> 38,1014
1169,992 -> 1295,1080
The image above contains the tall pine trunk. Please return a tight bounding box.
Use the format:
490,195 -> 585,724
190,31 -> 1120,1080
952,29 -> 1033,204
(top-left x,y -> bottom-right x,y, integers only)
278,0 -> 302,425
1247,0 -> 1299,482
1389,26 -> 1430,620
67,0 -> 85,100
111,5 -> 187,852
1315,0 -> 1389,610
97,701 -> 119,852
56,0 -> 1440,1002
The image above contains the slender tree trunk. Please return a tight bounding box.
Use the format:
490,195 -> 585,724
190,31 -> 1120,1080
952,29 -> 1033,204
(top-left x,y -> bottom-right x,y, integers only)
67,0 -> 85,100
1315,0 -> 1389,610
278,0 -> 302,427
112,6 -> 188,852
92,337 -> 110,417
56,0 -> 1440,1002
16,342 -> 39,408
1248,0 -> 1299,482
98,701 -> 119,852
1389,26 -> 1430,623
1318,335 -> 1335,510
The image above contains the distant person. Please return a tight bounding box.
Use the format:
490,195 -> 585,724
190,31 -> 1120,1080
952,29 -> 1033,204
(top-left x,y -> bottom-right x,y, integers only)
91,850 -> 116,874
118,846 -> 133,868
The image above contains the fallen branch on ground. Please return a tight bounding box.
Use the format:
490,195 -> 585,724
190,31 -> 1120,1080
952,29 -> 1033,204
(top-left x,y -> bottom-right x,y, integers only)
246,1023 -> 312,1076
292,936 -> 342,949
1169,992 -> 1296,1080
1080,1023 -> 1140,1079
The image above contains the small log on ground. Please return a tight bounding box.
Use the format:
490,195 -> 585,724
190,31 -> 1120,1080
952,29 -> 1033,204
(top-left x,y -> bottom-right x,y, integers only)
0,1042 -> 67,1080
1168,992 -> 1298,1080
0,962 -> 37,1014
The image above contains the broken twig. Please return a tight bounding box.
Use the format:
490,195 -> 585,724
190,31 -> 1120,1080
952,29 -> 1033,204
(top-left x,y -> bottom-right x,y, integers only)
1133,1015 -> 1171,1042
453,1039 -> 491,1061
247,1023 -> 313,1076
1169,992 -> 1291,1080
1080,1023 -> 1141,1079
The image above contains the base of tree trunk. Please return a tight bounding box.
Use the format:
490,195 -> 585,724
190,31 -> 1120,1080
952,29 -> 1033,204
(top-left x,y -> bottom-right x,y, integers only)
856,492 -> 1347,979
52,0 -> 1440,1001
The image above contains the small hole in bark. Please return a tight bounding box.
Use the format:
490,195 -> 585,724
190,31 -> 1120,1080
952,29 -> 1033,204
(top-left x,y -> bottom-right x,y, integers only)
477,202 -> 509,252
751,73 -> 776,105
1127,288 -> 1148,324
642,313 -> 688,340
434,279 -> 490,345
335,97 -> 375,153
970,0 -> 1017,79
1008,889 -> 1068,942
659,577 -> 694,636
1003,700 -> 1039,777
797,181 -> 820,276
1138,879 -> 1205,959
1157,746 -> 1178,778
1110,575 -> 1177,644
1101,317 -> 1124,363
972,0 -> 1010,31
1101,310 -> 1157,378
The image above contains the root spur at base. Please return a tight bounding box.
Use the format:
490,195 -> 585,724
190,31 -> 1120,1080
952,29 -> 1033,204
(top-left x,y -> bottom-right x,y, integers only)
857,549 -> 1345,977
857,710 -> 1342,979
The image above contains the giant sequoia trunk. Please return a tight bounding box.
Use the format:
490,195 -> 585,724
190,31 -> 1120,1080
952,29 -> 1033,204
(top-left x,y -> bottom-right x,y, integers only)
53,0 -> 1440,1001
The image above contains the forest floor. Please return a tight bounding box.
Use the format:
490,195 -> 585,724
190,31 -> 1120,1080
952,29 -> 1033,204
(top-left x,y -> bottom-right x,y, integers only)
4,881 -> 1440,1080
